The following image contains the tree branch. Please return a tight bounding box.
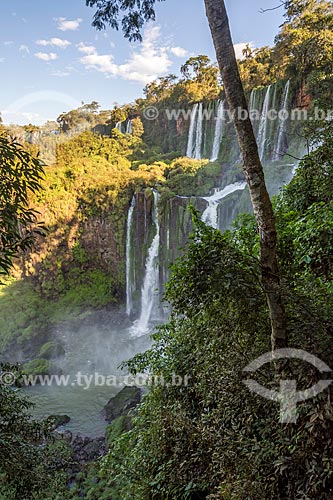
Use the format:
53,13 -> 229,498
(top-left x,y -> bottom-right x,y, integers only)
259,1 -> 285,13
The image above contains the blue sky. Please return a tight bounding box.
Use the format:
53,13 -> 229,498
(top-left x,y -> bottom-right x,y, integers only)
0,0 -> 285,125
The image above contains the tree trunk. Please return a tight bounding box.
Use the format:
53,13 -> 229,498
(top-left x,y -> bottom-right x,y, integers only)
204,0 -> 287,350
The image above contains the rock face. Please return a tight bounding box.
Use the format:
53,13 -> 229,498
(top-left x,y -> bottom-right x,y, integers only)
71,435 -> 106,463
102,386 -> 142,423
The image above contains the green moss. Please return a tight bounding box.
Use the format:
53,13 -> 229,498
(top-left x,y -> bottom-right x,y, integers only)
23,358 -> 51,375
39,341 -> 65,359
105,416 -> 129,447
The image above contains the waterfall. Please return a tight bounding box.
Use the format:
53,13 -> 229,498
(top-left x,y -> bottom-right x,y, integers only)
131,191 -> 160,335
125,197 -> 136,316
201,182 -> 247,229
186,103 -> 199,158
126,119 -> 132,134
274,80 -> 290,160
248,89 -> 255,115
194,103 -> 203,159
257,85 -> 272,161
210,100 -> 225,161
115,121 -> 123,132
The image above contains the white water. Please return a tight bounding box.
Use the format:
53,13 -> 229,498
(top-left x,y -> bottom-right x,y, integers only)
201,182 -> 247,229
248,89 -> 255,115
274,80 -> 290,160
186,103 -> 199,157
210,100 -> 225,161
131,191 -> 160,336
126,119 -> 132,134
115,121 -> 123,132
257,85 -> 272,161
194,103 -> 203,159
126,197 -> 136,316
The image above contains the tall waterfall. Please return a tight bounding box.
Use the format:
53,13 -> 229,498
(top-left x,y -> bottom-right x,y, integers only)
125,197 -> 136,316
115,121 -> 123,132
186,103 -> 199,158
210,100 -> 225,161
201,182 -> 247,229
248,89 -> 255,115
194,103 -> 203,159
274,80 -> 290,160
186,103 -> 204,159
126,119 -> 132,134
257,85 -> 272,161
132,191 -> 160,335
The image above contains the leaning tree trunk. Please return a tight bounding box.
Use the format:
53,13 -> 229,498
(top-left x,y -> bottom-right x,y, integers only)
204,0 -> 287,350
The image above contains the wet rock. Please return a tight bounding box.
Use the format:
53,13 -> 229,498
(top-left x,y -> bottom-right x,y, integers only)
71,435 -> 106,463
54,429 -> 73,443
102,386 -> 142,423
46,414 -> 71,430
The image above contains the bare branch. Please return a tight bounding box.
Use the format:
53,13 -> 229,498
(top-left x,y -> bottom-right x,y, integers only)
259,1 -> 285,13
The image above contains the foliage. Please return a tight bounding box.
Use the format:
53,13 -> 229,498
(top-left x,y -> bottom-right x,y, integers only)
57,101 -> 111,133
22,358 -> 51,376
86,0 -> 164,41
0,365 -> 72,499
93,118 -> 333,499
0,134 -> 45,275
238,46 -> 279,91
275,0 -> 333,83
101,200 -> 333,499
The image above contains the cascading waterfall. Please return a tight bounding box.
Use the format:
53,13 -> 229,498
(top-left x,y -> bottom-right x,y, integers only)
115,121 -> 123,132
257,85 -> 272,161
201,182 -> 247,229
210,100 -> 225,161
126,119 -> 132,134
186,103 -> 199,158
274,80 -> 290,160
131,191 -> 160,335
248,89 -> 255,115
194,103 -> 203,159
125,197 -> 136,316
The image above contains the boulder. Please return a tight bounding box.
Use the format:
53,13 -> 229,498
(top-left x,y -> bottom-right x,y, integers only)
71,435 -> 106,462
102,386 -> 142,423
46,414 -> 71,430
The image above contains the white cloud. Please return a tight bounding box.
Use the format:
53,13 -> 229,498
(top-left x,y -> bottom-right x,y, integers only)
234,42 -> 255,60
19,44 -> 30,54
77,42 -> 97,55
35,52 -> 58,62
56,17 -> 82,31
170,46 -> 188,58
2,110 -> 41,123
37,38 -> 71,49
79,25 -> 179,84
4,41 -> 14,46
0,58 -> 4,63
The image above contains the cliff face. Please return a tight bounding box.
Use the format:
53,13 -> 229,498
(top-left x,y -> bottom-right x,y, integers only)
0,79 -> 310,358
17,80 -> 307,316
